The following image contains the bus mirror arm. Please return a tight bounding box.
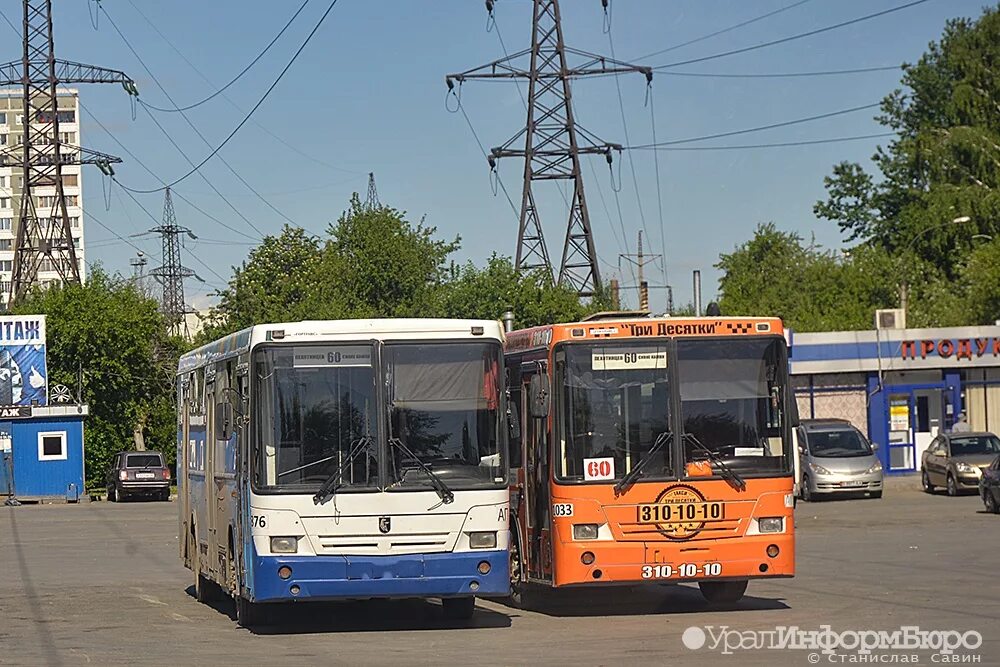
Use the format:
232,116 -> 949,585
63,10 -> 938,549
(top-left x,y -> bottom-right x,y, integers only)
507,406 -> 520,440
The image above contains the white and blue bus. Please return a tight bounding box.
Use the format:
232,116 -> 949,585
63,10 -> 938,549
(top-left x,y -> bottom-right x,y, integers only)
177,319 -> 511,626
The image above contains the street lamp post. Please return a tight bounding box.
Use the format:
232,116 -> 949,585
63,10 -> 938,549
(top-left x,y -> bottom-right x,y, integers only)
899,216 -> 972,316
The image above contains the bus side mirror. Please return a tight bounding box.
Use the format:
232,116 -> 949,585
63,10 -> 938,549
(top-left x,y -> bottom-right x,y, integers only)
529,373 -> 550,418
218,401 -> 233,441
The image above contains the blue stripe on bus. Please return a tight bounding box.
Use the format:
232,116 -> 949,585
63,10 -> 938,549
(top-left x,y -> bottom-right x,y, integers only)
250,550 -> 509,602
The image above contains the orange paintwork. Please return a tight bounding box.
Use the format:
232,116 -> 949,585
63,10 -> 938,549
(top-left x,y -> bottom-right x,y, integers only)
506,315 -> 795,589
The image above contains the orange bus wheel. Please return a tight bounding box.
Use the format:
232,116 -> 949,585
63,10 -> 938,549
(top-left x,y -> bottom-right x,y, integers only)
698,580 -> 748,604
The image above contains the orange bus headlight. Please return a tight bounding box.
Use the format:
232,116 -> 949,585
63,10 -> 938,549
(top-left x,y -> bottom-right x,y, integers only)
757,517 -> 784,533
573,524 -> 599,540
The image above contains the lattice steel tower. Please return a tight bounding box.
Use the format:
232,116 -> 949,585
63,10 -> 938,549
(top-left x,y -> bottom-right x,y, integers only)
447,0 -> 650,297
365,172 -> 380,210
0,0 -> 136,306
149,189 -> 197,338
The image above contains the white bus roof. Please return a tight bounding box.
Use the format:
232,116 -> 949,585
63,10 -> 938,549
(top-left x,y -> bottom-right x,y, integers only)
178,318 -> 504,374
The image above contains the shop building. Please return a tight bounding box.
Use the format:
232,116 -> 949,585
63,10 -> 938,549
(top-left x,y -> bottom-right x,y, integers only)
789,325 -> 1000,474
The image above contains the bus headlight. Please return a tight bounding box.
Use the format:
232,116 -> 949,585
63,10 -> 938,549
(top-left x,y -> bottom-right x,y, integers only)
573,524 -> 599,540
469,531 -> 497,549
270,536 -> 298,554
757,517 -> 783,534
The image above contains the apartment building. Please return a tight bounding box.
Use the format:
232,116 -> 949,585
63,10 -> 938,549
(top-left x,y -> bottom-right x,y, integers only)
0,88 -> 85,306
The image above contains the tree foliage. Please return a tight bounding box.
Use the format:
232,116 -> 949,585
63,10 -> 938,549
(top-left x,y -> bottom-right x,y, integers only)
439,254 -> 599,328
815,6 -> 1000,263
201,199 -> 608,339
717,7 -> 1000,332
13,269 -> 182,486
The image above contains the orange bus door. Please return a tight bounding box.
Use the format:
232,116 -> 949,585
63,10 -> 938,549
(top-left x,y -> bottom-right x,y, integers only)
524,379 -> 553,583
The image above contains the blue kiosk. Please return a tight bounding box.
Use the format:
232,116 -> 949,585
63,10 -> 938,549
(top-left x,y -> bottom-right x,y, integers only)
0,314 -> 89,504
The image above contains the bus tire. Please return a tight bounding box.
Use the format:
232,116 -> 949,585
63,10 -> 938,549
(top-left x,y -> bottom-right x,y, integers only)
191,528 -> 221,603
441,597 -> 476,620
235,595 -> 268,628
698,580 -> 748,604
195,573 -> 221,603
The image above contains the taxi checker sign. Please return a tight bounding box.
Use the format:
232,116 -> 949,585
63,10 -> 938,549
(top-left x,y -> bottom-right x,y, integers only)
637,484 -> 724,541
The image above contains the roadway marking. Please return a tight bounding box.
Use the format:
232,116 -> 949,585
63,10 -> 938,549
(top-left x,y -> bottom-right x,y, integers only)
137,594 -> 168,606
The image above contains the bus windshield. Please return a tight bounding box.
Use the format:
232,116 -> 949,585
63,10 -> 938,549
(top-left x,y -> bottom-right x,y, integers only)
677,337 -> 790,475
254,344 -> 378,491
557,342 -> 671,482
386,342 -> 505,490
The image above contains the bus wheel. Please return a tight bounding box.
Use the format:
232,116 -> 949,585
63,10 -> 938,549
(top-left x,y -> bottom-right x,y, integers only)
442,597 -> 476,620
236,595 -> 268,628
507,539 -> 532,608
698,580 -> 748,604
192,530 -> 220,603
194,571 -> 221,603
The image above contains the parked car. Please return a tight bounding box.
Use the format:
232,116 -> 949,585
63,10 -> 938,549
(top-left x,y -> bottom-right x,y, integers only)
921,432 -> 1000,496
106,451 -> 171,502
795,419 -> 883,501
980,455 -> 1000,514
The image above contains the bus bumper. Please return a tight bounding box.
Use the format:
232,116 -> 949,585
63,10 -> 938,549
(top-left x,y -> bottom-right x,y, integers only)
552,534 -> 794,587
251,550 -> 510,602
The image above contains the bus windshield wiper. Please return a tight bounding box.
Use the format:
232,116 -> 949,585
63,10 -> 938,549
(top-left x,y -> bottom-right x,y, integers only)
313,436 -> 373,505
388,437 -> 454,505
614,431 -> 670,496
684,433 -> 747,491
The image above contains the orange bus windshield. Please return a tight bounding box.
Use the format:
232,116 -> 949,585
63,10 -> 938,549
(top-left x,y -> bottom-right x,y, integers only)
554,335 -> 791,484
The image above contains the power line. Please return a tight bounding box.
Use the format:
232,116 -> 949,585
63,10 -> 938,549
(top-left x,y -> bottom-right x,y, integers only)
455,100 -> 522,221
656,65 -> 902,79
80,99 -> 263,241
633,0 -> 815,61
106,0 -> 341,192
626,102 -> 880,149
126,0 -> 360,176
647,87 -> 667,287
135,103 -> 267,236
113,185 -> 230,286
652,0 -> 933,70
606,22 -> 653,285
183,246 -> 231,286
86,210 -> 149,256
135,0 -> 309,113
632,132 -> 895,151
98,7 -> 297,234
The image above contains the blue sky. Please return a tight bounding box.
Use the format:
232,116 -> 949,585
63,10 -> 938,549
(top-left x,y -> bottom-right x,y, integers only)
9,0 -> 989,314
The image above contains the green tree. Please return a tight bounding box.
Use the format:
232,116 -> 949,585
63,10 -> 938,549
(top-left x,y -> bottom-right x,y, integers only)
13,269 -> 181,486
716,223 -> 914,331
325,195 -> 459,318
198,225 -> 325,342
439,254 -> 599,328
815,6 -> 1000,264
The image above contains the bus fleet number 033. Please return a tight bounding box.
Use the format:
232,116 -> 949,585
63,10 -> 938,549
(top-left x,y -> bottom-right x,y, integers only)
641,563 -> 722,579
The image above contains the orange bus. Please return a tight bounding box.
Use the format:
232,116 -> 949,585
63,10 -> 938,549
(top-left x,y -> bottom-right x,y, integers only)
504,312 -> 795,604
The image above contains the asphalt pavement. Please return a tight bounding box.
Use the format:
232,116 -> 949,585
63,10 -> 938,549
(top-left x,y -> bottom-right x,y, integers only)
1,479 -> 997,666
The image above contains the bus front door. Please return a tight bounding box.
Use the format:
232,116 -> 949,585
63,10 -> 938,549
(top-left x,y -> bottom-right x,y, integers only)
523,375 -> 553,584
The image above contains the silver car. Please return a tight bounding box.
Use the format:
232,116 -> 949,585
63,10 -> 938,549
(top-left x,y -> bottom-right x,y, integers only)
796,419 -> 883,501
